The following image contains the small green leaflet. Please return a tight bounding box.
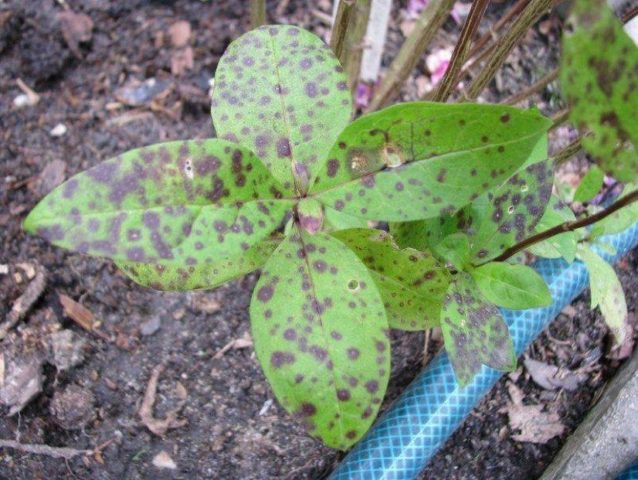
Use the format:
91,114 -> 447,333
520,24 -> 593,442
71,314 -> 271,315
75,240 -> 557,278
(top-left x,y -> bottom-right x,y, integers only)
433,233 -> 471,271
590,183 -> 638,239
311,102 -> 551,222
578,244 -> 627,345
528,195 -> 577,263
573,165 -> 604,203
561,0 -> 638,182
250,226 -> 390,449
24,140 -> 295,267
116,237 -> 281,291
471,262 -> 552,309
211,25 -> 352,194
332,229 -> 450,331
441,272 -> 516,386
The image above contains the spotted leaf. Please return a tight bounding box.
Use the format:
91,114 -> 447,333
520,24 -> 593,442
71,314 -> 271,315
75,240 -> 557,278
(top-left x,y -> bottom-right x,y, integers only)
528,195 -> 577,262
250,226 -> 389,449
332,229 -> 451,331
116,236 -> 282,291
310,102 -> 551,222
390,154 -> 552,265
578,244 -> 627,345
24,140 -> 294,265
561,0 -> 638,182
211,25 -> 352,194
441,272 -> 516,386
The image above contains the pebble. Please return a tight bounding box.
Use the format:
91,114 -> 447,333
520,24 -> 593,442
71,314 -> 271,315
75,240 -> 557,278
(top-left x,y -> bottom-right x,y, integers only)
140,316 -> 161,336
49,329 -> 86,370
152,450 -> 177,470
49,384 -> 96,430
50,123 -> 67,137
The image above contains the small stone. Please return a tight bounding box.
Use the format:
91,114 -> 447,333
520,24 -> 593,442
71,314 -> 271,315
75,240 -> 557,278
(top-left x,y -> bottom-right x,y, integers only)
50,123 -> 67,137
152,450 -> 177,470
37,160 -> 67,196
0,356 -> 43,416
48,329 -> 86,370
169,20 -> 191,48
49,384 -> 95,430
140,317 -> 161,336
13,93 -> 38,109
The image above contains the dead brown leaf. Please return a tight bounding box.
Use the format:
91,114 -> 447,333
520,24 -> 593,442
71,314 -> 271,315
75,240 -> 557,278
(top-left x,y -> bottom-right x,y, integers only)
507,383 -> 565,444
139,364 -> 187,436
58,11 -> 94,58
523,357 -> 588,391
169,20 -> 191,48
59,294 -> 95,331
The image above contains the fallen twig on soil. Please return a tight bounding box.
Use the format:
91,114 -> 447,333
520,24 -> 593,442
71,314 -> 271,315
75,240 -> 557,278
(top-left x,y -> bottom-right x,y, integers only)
0,266 -> 46,340
0,439 -> 91,460
139,364 -> 187,436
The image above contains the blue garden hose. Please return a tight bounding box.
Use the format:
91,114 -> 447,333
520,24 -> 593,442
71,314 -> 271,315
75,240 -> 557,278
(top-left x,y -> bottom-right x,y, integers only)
330,222 -> 638,480
618,462 -> 638,480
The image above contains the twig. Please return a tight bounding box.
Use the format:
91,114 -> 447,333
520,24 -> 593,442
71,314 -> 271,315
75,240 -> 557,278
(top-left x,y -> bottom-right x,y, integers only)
367,0 -> 455,111
432,0 -> 490,102
0,439 -> 90,460
330,0 -> 355,62
0,267 -> 46,340
250,0 -> 267,29
341,0 -> 373,91
503,67 -> 559,105
550,108 -> 571,130
139,364 -> 187,437
551,137 -> 583,167
491,189 -> 638,263
464,0 -> 554,100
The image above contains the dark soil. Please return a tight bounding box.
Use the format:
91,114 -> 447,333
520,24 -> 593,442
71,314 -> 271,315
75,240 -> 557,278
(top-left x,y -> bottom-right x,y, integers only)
0,1 -> 636,479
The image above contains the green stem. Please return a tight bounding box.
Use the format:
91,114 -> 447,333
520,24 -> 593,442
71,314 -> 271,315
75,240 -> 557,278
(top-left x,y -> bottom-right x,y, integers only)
551,137 -> 583,166
342,0 -> 373,91
464,0 -> 553,100
432,0 -> 491,102
250,0 -> 267,28
367,0 -> 455,111
491,190 -> 638,263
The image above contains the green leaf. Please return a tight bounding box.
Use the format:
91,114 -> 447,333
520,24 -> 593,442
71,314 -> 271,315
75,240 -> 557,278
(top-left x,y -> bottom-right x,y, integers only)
578,244 -> 627,344
589,183 -> 638,238
211,25 -> 352,194
561,0 -> 638,182
324,207 -> 369,232
528,195 -> 578,262
116,237 -> 281,291
573,165 -> 604,203
391,153 -> 553,265
24,140 -> 294,265
471,262 -> 552,309
332,229 -> 451,331
250,226 -> 390,449
296,197 -> 324,234
433,233 -> 471,271
441,272 -> 516,386
310,102 -> 551,222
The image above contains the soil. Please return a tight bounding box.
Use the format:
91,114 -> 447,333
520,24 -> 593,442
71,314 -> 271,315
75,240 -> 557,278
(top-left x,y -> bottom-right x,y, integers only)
1,1 -> 636,479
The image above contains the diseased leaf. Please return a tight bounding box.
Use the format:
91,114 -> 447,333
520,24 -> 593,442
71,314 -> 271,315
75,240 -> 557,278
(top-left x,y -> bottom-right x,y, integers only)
578,244 -> 627,344
250,226 -> 390,449
471,262 -> 552,309
573,165 -> 604,203
324,207 -> 368,232
561,0 -> 638,182
589,183 -> 638,238
116,237 -> 281,291
296,198 -> 324,234
311,102 -> 551,222
390,154 -> 553,264
441,272 -> 516,386
332,229 -> 450,331
211,25 -> 352,194
24,140 -> 294,265
528,195 -> 577,262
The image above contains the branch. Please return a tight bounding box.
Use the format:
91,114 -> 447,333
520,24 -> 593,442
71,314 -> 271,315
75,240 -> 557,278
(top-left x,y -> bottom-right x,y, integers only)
330,0 -> 355,62
0,439 -> 91,460
342,0 -> 373,91
250,0 -> 267,29
431,0 -> 490,102
464,0 -> 553,101
491,189 -> 638,263
367,0 -> 455,111
503,67 -> 559,105
551,137 -> 583,166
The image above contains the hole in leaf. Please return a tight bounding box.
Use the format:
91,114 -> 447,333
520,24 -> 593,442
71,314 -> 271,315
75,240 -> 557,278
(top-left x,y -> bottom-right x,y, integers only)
347,279 -> 360,291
